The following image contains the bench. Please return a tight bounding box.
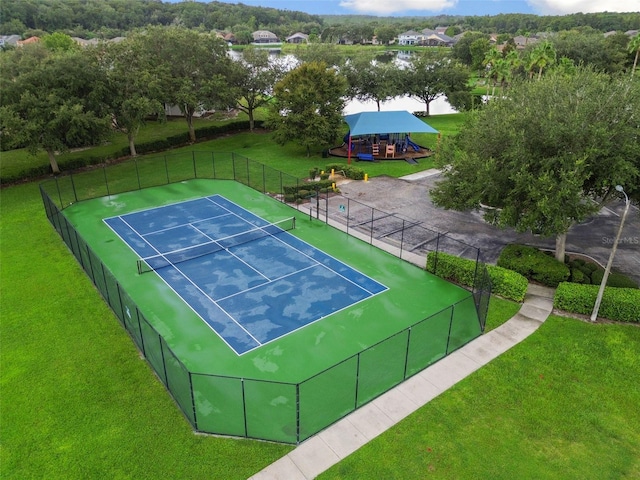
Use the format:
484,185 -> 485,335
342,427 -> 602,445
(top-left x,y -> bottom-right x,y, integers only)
356,153 -> 375,161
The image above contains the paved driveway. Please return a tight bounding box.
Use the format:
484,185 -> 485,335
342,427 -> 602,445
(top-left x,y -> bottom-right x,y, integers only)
338,172 -> 640,286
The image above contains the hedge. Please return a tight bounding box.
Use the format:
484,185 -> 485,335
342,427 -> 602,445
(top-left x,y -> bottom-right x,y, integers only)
554,283 -> 640,322
323,163 -> 366,181
427,251 -> 528,302
498,244 -> 569,287
2,120 -> 258,184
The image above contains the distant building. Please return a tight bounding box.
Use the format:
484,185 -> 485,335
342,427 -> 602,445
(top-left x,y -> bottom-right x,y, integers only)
397,29 -> 455,47
252,30 -> 279,44
0,35 -> 21,48
285,32 -> 309,44
16,36 -> 40,47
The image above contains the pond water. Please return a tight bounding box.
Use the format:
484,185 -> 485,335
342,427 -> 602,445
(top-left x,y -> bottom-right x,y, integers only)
229,49 -> 458,115
343,96 -> 456,115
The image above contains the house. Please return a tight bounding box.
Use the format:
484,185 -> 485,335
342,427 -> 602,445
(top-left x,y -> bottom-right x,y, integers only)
397,30 -> 423,46
512,35 -> 539,49
421,32 -> 455,47
252,30 -> 279,44
285,32 -> 308,44
397,29 -> 455,47
0,35 -> 21,48
72,37 -> 101,47
16,36 -> 40,47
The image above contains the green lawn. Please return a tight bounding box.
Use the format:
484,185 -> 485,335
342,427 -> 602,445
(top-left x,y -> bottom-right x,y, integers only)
320,315 -> 640,479
3,119 -> 639,479
0,112 -> 453,184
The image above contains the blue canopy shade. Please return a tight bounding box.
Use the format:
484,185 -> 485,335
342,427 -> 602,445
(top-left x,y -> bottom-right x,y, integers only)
344,110 -> 439,136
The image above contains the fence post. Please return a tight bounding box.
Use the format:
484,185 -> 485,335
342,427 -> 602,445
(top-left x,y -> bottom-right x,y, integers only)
103,165 -> 110,197
69,171 -> 78,204
241,379 -> 248,438
55,176 -> 63,209
400,219 -> 405,259
232,153 -> 236,180
163,155 -> 169,185
212,152 -> 216,179
192,151 -> 196,178
134,158 -> 141,190
445,305 -> 455,354
296,383 -> 301,444
370,208 -> 374,244
433,233 -> 441,274
188,372 -> 198,430
325,189 -> 329,223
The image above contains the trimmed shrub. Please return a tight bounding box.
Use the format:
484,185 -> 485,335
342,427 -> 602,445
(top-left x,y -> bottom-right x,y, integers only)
554,283 -> 640,322
498,244 -> 569,287
427,252 -> 528,302
570,268 -> 588,284
590,269 -> 639,289
324,163 -> 365,181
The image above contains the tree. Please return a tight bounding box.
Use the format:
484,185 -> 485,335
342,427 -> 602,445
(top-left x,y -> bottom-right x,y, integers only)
482,47 -> 502,95
97,36 -> 165,157
229,46 -> 287,131
629,34 -> 640,77
141,26 -> 235,143
266,61 -> 347,157
451,31 -> 490,67
431,68 -> 640,262
404,54 -> 471,116
530,40 -> 556,79
343,56 -> 402,111
0,45 -> 111,173
41,31 -> 78,52
375,25 -> 396,45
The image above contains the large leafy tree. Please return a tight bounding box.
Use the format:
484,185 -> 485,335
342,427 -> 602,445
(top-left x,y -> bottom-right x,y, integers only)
141,26 -> 235,143
403,53 -> 471,116
266,61 -> 347,157
343,56 -> 402,111
97,36 -> 165,157
0,44 -> 111,173
228,47 -> 288,131
432,68 -> 640,261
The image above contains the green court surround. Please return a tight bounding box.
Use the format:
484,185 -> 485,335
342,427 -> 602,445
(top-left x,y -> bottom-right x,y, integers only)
60,178 -> 481,442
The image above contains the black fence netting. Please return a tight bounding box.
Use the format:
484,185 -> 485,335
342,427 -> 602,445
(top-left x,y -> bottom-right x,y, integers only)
39,151 -> 491,444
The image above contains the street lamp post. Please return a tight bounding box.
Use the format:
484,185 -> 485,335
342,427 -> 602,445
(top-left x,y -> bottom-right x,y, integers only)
590,185 -> 631,322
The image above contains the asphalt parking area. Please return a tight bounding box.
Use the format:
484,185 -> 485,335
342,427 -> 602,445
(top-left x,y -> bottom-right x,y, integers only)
338,172 -> 640,286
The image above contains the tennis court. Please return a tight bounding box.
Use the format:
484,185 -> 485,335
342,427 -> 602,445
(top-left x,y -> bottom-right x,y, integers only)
104,194 -> 387,355
51,173 -> 483,443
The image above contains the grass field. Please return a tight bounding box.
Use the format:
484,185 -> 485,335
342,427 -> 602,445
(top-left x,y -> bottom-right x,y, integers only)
320,315 -> 640,479
3,117 -> 640,478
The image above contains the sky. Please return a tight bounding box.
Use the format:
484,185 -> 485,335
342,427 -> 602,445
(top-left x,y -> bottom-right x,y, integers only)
202,0 -> 640,16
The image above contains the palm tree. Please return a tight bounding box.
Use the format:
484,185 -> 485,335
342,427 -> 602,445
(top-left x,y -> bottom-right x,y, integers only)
482,47 -> 502,96
531,40 -> 557,80
628,34 -> 640,77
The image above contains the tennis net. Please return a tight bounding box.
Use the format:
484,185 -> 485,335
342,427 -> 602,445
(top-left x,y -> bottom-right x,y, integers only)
137,217 -> 296,274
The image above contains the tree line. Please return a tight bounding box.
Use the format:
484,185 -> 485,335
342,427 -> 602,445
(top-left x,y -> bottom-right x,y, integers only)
0,29 -> 479,170
2,0 -> 640,44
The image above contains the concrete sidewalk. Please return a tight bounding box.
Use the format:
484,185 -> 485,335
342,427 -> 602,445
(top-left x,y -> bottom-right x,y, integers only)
249,284 -> 555,480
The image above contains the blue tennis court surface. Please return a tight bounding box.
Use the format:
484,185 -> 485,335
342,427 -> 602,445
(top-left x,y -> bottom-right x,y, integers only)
104,195 -> 387,354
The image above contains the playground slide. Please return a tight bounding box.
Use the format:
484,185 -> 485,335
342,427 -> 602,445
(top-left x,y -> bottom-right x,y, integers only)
406,139 -> 420,151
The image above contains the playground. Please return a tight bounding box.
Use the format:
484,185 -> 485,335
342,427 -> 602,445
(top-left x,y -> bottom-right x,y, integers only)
329,111 -> 439,164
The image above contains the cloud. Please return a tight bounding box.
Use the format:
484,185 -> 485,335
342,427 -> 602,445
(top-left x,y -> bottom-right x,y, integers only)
527,0 -> 640,14
339,0 -> 457,15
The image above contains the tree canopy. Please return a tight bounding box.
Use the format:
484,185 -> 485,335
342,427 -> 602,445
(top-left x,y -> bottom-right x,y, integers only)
0,44 -> 111,173
266,61 -> 347,157
431,67 -> 640,261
